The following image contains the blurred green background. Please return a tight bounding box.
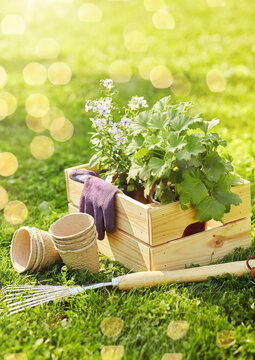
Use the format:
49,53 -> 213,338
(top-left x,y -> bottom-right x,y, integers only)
0,0 -> 255,359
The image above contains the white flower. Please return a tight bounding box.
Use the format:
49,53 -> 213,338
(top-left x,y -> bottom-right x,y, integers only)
85,100 -> 93,112
121,117 -> 131,127
100,79 -> 114,90
128,96 -> 148,111
95,118 -> 107,128
92,99 -> 112,116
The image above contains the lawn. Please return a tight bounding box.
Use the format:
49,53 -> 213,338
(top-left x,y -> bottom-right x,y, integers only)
0,0 -> 255,359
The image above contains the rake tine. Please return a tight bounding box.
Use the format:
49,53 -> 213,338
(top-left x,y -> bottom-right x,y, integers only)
7,293 -> 69,316
4,287 -> 68,298
6,290 -> 69,309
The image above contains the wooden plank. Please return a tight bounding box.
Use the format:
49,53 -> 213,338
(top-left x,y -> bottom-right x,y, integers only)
66,165 -> 150,244
68,203 -> 150,271
149,181 -> 250,246
222,181 -> 251,224
150,217 -> 251,271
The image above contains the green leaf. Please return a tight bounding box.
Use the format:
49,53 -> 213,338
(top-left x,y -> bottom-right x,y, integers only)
134,148 -> 149,159
127,160 -> 144,181
176,134 -> 205,161
126,134 -> 144,153
167,132 -> 187,151
212,176 -> 242,206
178,169 -> 208,205
144,177 -> 156,197
201,133 -> 227,147
89,152 -> 101,168
203,152 -> 225,182
147,112 -> 168,129
144,134 -> 161,150
139,166 -> 151,181
168,112 -> 199,132
148,157 -> 165,177
195,196 -> 226,222
191,118 -> 220,134
130,111 -> 151,134
152,96 -> 171,112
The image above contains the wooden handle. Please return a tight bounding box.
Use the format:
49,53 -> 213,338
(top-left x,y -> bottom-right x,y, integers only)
117,260 -> 255,290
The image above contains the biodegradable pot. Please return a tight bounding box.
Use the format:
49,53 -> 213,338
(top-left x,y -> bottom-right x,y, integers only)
57,236 -> 100,273
11,227 -> 61,273
49,213 -> 95,243
54,228 -> 98,251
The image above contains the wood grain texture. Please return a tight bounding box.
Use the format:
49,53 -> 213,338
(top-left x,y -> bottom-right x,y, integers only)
149,180 -> 251,246
117,259 -> 255,290
150,217 -> 251,271
66,165 -> 150,244
68,203 -> 150,271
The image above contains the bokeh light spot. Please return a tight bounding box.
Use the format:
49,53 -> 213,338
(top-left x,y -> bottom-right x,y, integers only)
30,136 -> 54,160
0,65 -> 7,88
0,186 -> 8,210
36,38 -> 60,59
207,0 -> 225,6
144,0 -> 165,11
124,29 -> 148,53
4,354 -> 28,360
26,114 -> 48,133
0,92 -> 17,116
150,65 -> 173,88
0,98 -> 9,120
139,58 -> 157,80
26,93 -> 49,117
1,15 -> 25,35
167,320 -> 189,340
23,62 -> 47,86
109,60 -> 132,83
0,152 -> 18,177
48,62 -> 72,85
100,317 -> 124,337
153,10 -> 175,30
4,201 -> 28,225
162,354 -> 183,360
78,3 -> 102,22
50,117 -> 74,142
171,74 -> 191,96
42,106 -> 64,129
101,346 -> 124,360
216,330 -> 235,349
206,69 -> 226,92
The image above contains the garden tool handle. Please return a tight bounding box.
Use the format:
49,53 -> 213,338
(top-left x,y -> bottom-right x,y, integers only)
116,260 -> 255,290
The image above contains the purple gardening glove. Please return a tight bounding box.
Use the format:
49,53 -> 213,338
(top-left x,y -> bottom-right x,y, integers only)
69,170 -> 119,240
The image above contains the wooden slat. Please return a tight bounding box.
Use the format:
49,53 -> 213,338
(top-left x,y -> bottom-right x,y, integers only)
66,165 -> 150,244
149,181 -> 250,246
150,218 -> 251,271
68,203 -> 150,271
222,181 -> 251,223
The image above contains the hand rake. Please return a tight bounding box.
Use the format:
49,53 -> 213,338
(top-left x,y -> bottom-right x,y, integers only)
2,257 -> 255,316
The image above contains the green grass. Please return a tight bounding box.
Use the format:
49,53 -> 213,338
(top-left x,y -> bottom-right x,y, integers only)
0,0 -> 255,359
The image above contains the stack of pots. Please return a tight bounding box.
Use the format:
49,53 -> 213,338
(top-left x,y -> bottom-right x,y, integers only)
49,213 -> 99,273
11,226 -> 61,273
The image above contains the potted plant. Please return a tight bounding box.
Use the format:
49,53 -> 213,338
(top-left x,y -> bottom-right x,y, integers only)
65,79 -> 251,271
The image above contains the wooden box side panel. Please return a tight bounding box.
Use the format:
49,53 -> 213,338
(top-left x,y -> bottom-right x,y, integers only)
68,203 -> 150,271
150,217 -> 251,271
66,165 -> 150,244
149,181 -> 251,246
222,181 -> 251,224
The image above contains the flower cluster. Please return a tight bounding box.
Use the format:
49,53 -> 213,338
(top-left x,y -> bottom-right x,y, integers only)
99,78 -> 114,90
128,96 -> 148,111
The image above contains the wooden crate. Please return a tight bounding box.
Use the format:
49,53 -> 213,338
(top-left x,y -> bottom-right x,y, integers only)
65,164 -> 252,271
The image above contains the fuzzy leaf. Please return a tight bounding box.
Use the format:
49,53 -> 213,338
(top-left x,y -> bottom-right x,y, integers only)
148,112 -> 168,129
127,160 -> 144,181
168,112 -> 199,132
178,170 -> 208,205
195,196 -> 226,222
191,118 -> 220,134
89,152 -> 101,168
130,111 -> 151,134
212,176 -> 242,206
176,134 -> 205,161
167,132 -> 187,152
134,148 -> 149,159
144,134 -> 161,150
203,152 -> 226,182
148,157 -> 165,177
152,96 -> 171,112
